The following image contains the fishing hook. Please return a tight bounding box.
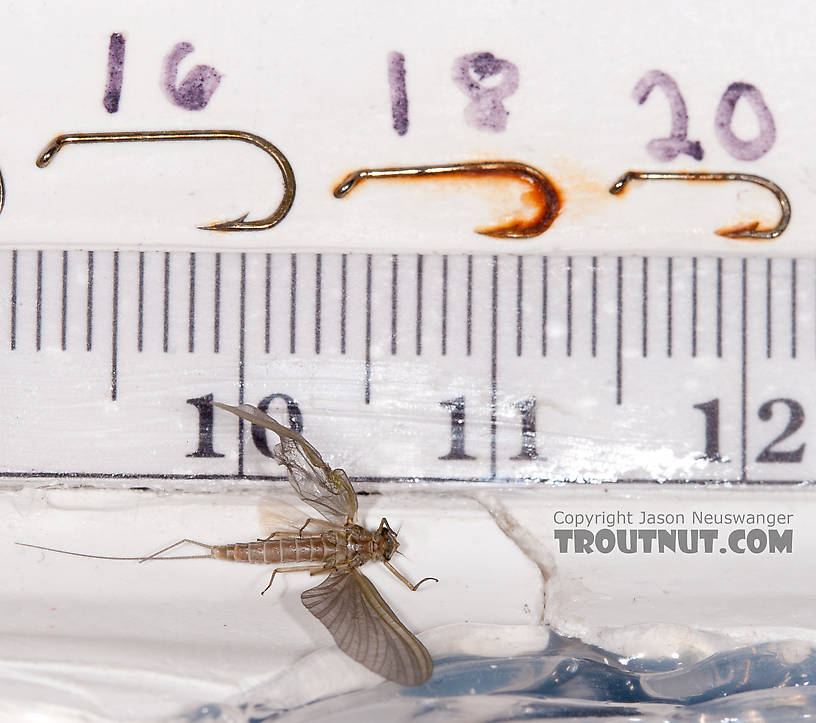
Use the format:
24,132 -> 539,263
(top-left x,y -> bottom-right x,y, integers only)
36,130 -> 296,231
334,161 -> 560,238
0,168 -> 6,218
609,170 -> 791,240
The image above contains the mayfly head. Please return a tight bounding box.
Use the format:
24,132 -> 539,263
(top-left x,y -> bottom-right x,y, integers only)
374,517 -> 400,561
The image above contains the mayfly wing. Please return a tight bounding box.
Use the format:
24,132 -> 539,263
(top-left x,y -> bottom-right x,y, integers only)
301,569 -> 433,686
213,402 -> 358,525
258,496 -> 321,538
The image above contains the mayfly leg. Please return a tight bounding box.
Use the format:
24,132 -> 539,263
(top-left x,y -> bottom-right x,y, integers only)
261,564 -> 327,595
383,560 -> 438,591
256,519 -> 335,542
298,518 -> 337,535
256,531 -> 294,542
138,538 -> 214,563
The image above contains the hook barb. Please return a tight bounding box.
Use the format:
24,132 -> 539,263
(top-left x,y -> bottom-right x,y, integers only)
609,170 -> 790,240
36,130 -> 296,232
334,161 -> 560,238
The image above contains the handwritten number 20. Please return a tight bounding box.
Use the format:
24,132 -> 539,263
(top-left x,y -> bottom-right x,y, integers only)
635,70 -> 775,162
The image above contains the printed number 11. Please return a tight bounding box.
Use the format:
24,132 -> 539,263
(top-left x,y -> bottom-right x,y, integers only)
439,395 -> 539,461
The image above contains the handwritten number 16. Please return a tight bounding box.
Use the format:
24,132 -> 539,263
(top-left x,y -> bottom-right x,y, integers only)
104,33 -> 221,113
634,69 -> 776,162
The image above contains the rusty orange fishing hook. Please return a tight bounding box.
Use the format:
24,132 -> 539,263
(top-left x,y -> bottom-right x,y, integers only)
334,161 -> 561,238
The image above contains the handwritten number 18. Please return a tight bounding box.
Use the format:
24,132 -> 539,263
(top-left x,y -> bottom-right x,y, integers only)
388,51 -> 520,135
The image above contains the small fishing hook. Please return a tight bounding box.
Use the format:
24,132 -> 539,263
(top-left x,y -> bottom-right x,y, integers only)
334,161 -> 560,238
0,168 -> 6,218
36,130 -> 295,231
609,170 -> 791,240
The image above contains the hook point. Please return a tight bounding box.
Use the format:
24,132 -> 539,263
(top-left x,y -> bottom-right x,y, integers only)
716,221 -> 768,240
198,212 -> 250,232
476,223 -> 532,240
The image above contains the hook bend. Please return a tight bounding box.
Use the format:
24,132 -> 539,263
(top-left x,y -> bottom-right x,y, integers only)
36,130 -> 295,232
334,161 -> 560,238
610,170 -> 790,240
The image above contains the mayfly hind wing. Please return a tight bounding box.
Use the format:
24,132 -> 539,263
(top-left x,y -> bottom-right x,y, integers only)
213,402 -> 357,525
258,496 -> 332,538
301,569 -> 433,686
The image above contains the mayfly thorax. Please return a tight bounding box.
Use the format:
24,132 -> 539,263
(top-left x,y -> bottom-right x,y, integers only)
18,402 -> 437,686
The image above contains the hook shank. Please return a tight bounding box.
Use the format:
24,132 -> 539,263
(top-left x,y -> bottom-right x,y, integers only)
610,170 -> 790,240
36,129 -> 296,232
334,161 -> 560,238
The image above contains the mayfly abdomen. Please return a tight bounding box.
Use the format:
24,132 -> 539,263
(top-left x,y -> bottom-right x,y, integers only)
212,535 -> 331,564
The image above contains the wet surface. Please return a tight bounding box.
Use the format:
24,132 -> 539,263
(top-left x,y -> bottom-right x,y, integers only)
189,634 -> 816,722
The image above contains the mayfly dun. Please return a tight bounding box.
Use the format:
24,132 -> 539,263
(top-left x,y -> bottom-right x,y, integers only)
18,402 -> 438,686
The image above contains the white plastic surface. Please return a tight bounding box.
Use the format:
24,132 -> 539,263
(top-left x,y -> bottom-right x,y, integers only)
3,484 -> 815,718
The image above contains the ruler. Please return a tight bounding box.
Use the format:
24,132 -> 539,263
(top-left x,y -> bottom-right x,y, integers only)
0,249 -> 812,484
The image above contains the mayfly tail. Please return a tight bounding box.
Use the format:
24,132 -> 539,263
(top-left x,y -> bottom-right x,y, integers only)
15,542 -> 212,562
136,538 -> 215,563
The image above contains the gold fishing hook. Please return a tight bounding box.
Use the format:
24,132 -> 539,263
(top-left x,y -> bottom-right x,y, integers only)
609,170 -> 791,240
334,161 -> 560,238
36,130 -> 295,231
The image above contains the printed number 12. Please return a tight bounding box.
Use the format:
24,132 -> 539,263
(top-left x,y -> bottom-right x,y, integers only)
693,397 -> 806,464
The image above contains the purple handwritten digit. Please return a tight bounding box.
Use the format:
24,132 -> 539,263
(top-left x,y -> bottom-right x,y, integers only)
388,52 -> 408,136
715,82 -> 776,161
452,52 -> 519,132
633,70 -> 703,161
162,42 -> 221,111
103,33 -> 126,114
